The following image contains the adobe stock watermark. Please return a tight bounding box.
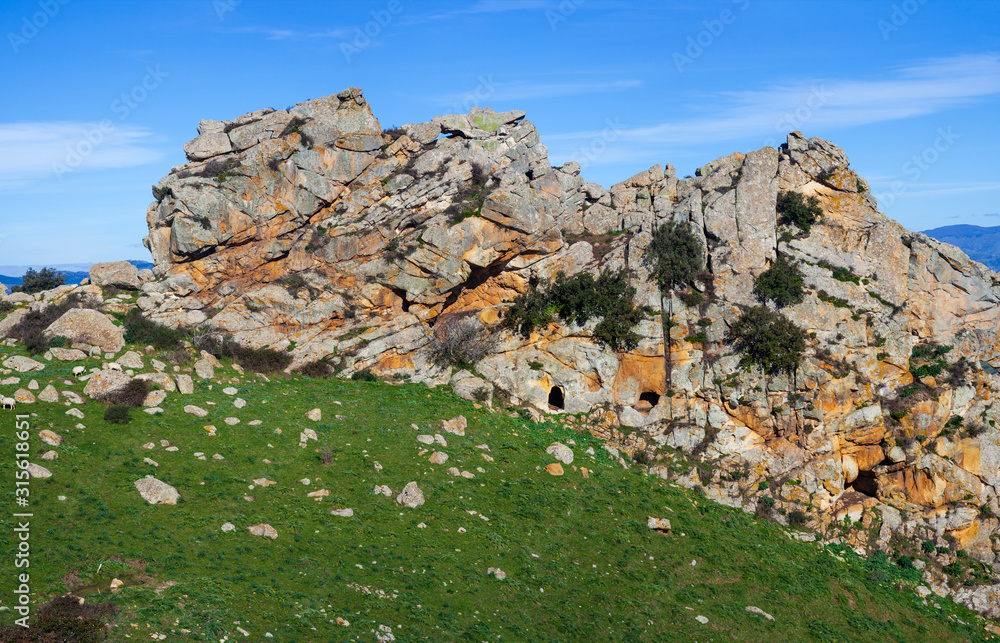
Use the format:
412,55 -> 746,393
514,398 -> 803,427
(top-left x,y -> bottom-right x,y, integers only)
340,1 -> 403,63
878,0 -> 927,40
214,0 -> 242,20
673,0 -> 751,73
570,117 -> 625,171
12,414 -> 33,628
448,75 -> 498,115
546,0 -> 584,31
762,84 -> 832,149
7,0 -> 70,54
875,127 -> 959,208
52,65 -> 169,180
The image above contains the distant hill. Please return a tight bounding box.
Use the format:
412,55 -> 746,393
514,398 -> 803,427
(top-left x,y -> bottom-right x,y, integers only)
0,260 -> 154,292
922,224 -> 1000,271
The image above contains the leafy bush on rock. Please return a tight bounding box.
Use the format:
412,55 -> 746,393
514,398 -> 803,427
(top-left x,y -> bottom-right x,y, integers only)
777,191 -> 822,233
503,269 -> 644,351
753,255 -> 805,308
729,306 -> 806,375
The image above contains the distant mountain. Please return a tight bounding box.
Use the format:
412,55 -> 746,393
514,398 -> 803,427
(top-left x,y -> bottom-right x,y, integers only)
922,224 -> 1000,271
0,260 -> 154,292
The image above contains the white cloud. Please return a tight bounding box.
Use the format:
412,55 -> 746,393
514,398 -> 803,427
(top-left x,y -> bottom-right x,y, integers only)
406,0 -> 553,23
434,79 -> 641,109
224,26 -> 352,40
546,54 -> 1000,156
873,181 -> 1000,199
0,122 -> 162,189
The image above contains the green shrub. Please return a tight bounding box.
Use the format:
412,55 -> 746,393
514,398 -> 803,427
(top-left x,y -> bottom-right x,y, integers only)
0,593 -> 118,642
644,220 -> 704,291
728,306 -> 806,375
445,162 -> 493,224
777,191 -> 822,233
296,359 -> 334,378
14,267 -> 66,294
96,379 -> 151,407
753,255 -> 805,307
282,275 -> 308,291
351,369 -> 378,382
816,290 -> 851,309
921,540 -> 936,554
194,333 -> 292,373
103,405 -> 132,424
7,293 -> 92,354
831,266 -> 861,284
122,309 -> 187,349
788,510 -> 808,526
678,289 -> 704,307
503,269 -> 644,351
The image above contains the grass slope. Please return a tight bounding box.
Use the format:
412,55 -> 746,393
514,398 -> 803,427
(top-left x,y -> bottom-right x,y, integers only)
0,343 -> 996,641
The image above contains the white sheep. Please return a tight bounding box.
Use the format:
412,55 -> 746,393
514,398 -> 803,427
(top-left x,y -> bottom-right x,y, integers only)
72,366 -> 85,376
1,397 -> 15,410
104,362 -> 123,372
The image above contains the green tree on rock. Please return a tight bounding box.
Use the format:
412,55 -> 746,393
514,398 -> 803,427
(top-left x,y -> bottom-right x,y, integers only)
753,255 -> 805,308
728,306 -> 806,376
644,219 -> 705,392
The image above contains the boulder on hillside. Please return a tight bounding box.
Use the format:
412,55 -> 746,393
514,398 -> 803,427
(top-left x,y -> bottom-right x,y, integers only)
3,356 -> 45,372
89,261 -> 141,290
83,370 -> 131,399
396,481 -> 425,508
45,308 -> 125,353
134,476 -> 179,504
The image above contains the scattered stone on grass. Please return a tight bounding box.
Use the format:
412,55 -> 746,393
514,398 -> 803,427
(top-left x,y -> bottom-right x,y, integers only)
396,481 -> 425,508
248,523 -> 278,539
134,476 -> 179,504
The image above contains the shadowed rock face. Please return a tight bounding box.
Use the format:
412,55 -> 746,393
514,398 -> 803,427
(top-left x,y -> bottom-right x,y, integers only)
141,87 -> 1000,565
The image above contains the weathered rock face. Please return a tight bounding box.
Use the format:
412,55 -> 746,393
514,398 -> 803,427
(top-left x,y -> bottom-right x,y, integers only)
45,308 -> 125,353
90,261 -> 142,290
140,88 -> 1000,568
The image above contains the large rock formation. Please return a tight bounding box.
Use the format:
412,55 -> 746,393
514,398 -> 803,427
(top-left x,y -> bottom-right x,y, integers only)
139,87 -> 1000,566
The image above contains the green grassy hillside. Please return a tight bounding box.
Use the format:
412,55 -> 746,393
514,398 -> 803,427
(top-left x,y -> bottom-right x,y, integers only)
0,339 -> 997,641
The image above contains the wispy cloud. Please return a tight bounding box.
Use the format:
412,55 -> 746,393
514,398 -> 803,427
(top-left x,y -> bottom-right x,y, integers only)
0,122 -> 162,189
224,26 -> 353,40
404,0 -> 552,24
433,79 -> 641,107
547,54 -> 1000,154
874,181 -> 1000,199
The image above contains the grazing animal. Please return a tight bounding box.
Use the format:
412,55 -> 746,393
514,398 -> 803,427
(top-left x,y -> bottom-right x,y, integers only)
105,363 -> 123,372
1,397 -> 15,410
72,366 -> 85,376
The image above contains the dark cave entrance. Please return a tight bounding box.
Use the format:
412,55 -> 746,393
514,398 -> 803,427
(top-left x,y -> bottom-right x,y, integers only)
637,391 -> 661,411
847,470 -> 878,497
548,386 -> 565,410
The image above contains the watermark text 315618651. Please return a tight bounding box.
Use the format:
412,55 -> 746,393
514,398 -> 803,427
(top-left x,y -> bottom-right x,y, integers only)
12,414 -> 33,628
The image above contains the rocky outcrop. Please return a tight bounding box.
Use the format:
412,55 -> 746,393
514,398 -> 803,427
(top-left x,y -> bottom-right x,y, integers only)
133,88 -> 1000,573
45,309 -> 125,353
89,261 -> 142,290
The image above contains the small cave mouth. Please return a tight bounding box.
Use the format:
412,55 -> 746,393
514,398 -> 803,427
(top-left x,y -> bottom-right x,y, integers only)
548,386 -> 565,410
391,287 -> 411,312
636,391 -> 661,412
847,470 -> 878,498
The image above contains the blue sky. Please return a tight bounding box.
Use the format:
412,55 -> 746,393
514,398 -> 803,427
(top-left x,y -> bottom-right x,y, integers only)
1,0 -> 998,266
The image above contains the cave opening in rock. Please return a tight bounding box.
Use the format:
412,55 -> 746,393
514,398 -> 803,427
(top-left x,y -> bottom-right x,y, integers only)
847,470 -> 878,497
638,391 -> 661,409
391,288 -> 411,312
548,386 -> 564,410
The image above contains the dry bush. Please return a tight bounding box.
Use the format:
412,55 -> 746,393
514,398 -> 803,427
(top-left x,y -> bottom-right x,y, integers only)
429,315 -> 498,369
